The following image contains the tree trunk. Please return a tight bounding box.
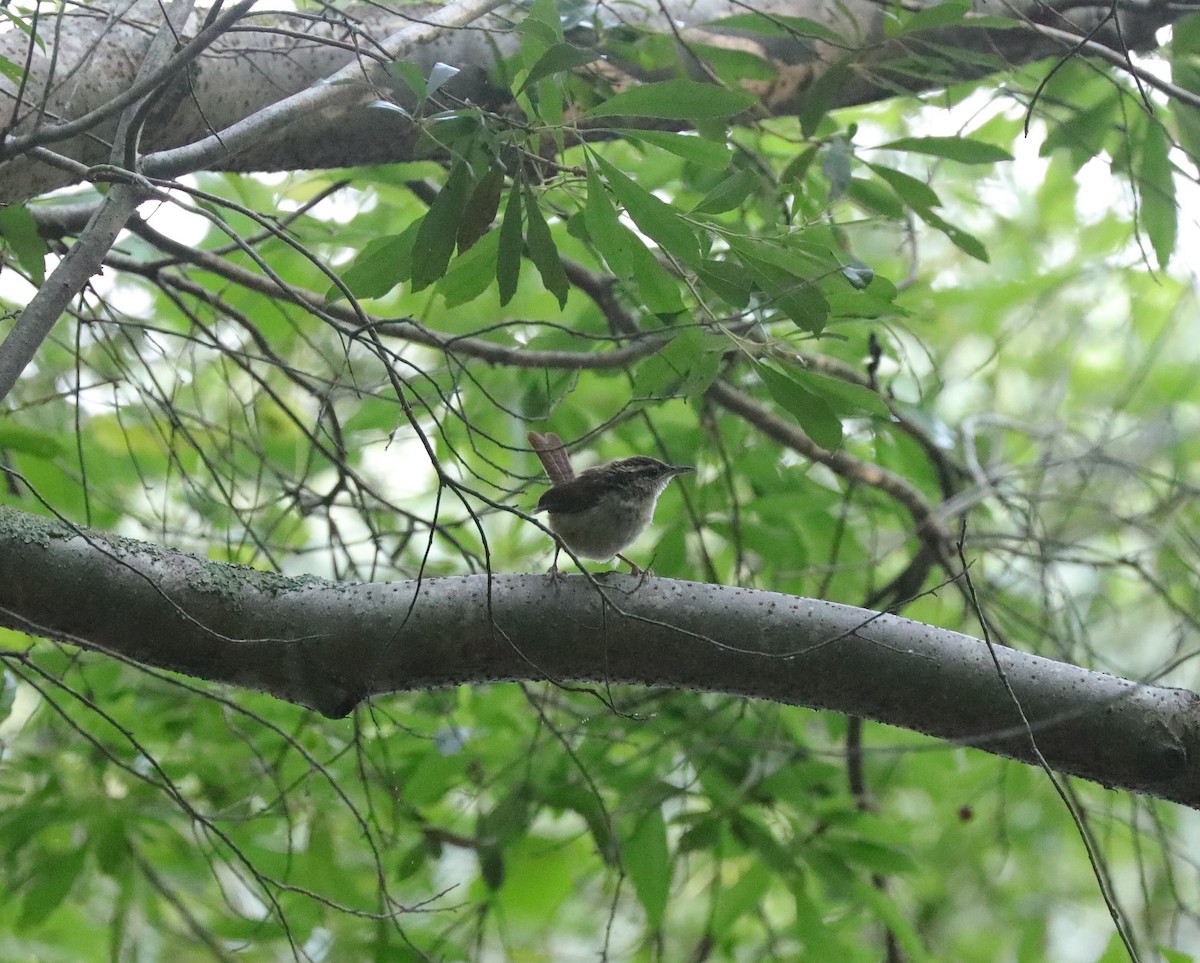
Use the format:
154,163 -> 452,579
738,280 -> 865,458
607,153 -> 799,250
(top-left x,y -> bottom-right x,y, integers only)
0,0 -> 1180,202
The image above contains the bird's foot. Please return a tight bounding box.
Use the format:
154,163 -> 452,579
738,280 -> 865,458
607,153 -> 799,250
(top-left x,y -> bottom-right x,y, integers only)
617,553 -> 653,585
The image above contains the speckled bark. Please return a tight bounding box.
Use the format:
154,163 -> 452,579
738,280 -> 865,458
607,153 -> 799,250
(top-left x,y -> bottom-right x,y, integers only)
0,0 -> 1182,202
1,505 -> 1198,808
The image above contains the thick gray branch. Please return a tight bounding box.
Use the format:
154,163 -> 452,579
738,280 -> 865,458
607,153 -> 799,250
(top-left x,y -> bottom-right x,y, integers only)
0,505 -> 1197,808
0,0 -> 1183,202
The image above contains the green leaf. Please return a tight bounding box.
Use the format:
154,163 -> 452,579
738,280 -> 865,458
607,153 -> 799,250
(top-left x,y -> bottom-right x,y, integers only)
0,422 -> 64,459
480,845 -> 505,890
412,161 -> 475,291
583,160 -> 630,273
877,135 -> 1012,164
479,787 -> 532,844
826,276 -> 902,321
457,165 -> 504,253
628,130 -> 733,169
19,846 -> 88,929
440,230 -> 499,307
591,152 -> 700,263
822,137 -> 853,200
885,0 -> 970,37
520,42 -> 598,92
1170,16 -> 1200,165
584,165 -> 684,314
627,239 -> 685,314
0,204 -> 47,285
1171,99 -> 1200,176
798,63 -> 851,138
853,877 -> 934,962
494,835 -> 581,915
1039,93 -> 1119,164
538,781 -> 617,864
586,80 -> 756,120
421,111 -> 484,156
344,396 -> 400,433
524,0 -> 564,42
765,274 -> 829,332
1171,11 -> 1200,55
0,6 -> 44,46
531,68 -> 566,130
624,807 -> 671,929
711,862 -> 774,935
389,60 -> 427,101
515,18 -> 557,52
522,183 -> 570,307
697,258 -> 752,308
1135,117 -> 1177,269
759,364 -> 843,449
496,184 -> 524,306
728,238 -> 830,332
865,162 -> 942,211
834,837 -> 918,874
0,54 -> 26,84
730,812 -> 796,876
846,177 -> 903,218
691,168 -> 759,215
333,224 -> 419,300
782,144 -> 819,184
676,816 -> 721,854
0,669 -> 14,726
90,815 -> 130,878
690,43 -> 777,83
395,839 -> 432,881
785,366 -> 890,417
703,12 -> 845,44
917,208 -> 989,261
403,751 -> 468,806
635,327 -> 721,398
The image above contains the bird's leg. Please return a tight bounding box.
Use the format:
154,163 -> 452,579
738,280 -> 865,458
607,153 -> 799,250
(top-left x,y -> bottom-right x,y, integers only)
547,543 -> 566,581
616,553 -> 647,578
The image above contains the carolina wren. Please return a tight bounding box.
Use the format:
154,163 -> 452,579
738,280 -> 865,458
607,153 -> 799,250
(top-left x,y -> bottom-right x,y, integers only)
528,430 -> 693,574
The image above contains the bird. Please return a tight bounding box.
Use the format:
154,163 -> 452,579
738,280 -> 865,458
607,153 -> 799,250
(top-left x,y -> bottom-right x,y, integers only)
528,430 -> 693,575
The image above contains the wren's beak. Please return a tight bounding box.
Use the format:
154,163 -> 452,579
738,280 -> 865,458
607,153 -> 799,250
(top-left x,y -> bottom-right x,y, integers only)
667,465 -> 695,477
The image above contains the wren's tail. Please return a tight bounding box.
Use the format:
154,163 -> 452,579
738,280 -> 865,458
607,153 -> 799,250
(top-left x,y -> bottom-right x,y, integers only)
527,430 -> 574,484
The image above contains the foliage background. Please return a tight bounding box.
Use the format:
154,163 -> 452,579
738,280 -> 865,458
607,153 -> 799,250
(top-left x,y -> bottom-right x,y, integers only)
2,0 -> 1200,960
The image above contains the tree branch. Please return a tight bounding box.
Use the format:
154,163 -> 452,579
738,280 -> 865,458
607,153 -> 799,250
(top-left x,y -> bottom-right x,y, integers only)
0,0 -> 257,160
2,0 -> 1184,200
706,378 -> 957,560
141,0 -> 511,179
113,218 -> 672,370
0,504 -> 1196,808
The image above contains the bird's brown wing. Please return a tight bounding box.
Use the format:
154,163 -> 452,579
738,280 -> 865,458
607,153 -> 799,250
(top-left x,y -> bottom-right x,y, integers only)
534,470 -> 608,514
